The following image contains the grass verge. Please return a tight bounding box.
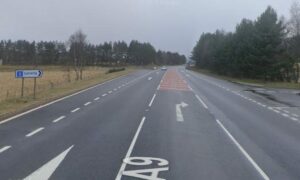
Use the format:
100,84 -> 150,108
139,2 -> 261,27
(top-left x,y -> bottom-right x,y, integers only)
0,67 -> 136,121
191,68 -> 300,90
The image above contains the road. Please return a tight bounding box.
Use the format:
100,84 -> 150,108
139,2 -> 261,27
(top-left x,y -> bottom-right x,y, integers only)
0,66 -> 300,180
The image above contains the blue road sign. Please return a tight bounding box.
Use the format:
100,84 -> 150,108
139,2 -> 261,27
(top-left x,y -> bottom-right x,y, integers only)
15,70 -> 43,78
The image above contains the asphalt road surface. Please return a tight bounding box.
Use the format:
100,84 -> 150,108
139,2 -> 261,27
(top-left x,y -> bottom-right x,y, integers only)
0,67 -> 300,180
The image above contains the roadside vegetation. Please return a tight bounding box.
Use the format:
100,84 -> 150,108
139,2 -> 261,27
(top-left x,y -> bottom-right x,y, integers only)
191,3 -> 300,88
193,68 -> 300,89
0,66 -> 136,119
0,30 -> 186,119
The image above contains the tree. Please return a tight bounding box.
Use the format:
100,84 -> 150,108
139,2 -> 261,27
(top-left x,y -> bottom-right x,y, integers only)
254,6 -> 286,80
289,1 -> 300,37
68,30 -> 87,80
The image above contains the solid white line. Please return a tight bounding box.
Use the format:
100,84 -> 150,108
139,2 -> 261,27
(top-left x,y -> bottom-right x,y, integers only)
52,116 -> 66,123
84,102 -> 91,106
71,108 -> 80,113
116,117 -> 146,180
24,145 -> 74,180
216,120 -> 269,180
148,94 -> 156,107
0,146 -> 11,153
0,73 -> 130,125
102,93 -> 107,97
94,97 -> 100,101
26,127 -> 44,137
195,94 -> 208,109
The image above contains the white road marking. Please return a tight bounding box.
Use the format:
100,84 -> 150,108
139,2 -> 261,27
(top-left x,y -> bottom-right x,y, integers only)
114,88 -> 117,91
108,91 -> 113,94
52,116 -> 66,123
291,117 -> 299,121
116,117 -> 146,180
71,108 -> 80,113
272,109 -> 280,113
148,94 -> 156,107
283,110 -> 290,114
24,145 -> 74,180
176,102 -> 188,122
118,86 -> 122,89
148,77 -> 152,80
94,97 -> 100,101
292,113 -> 299,117
102,93 -> 107,97
195,95 -> 208,109
84,102 -> 91,106
0,146 -> 11,153
216,120 -> 269,180
26,127 -> 44,137
282,113 -> 289,117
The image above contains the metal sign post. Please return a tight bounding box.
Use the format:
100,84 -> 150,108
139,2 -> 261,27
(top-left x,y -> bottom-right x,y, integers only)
15,70 -> 43,98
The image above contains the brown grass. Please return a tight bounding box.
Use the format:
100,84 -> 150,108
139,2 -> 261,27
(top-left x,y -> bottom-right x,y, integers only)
0,65 -> 136,119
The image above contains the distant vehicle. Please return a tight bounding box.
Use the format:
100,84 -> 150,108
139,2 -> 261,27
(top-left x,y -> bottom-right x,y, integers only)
161,66 -> 167,70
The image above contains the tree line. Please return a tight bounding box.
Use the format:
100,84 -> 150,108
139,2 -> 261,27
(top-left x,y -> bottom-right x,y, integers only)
191,3 -> 300,81
0,34 -> 186,67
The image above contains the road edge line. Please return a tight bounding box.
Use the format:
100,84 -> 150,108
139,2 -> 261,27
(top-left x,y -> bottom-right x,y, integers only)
216,119 -> 269,180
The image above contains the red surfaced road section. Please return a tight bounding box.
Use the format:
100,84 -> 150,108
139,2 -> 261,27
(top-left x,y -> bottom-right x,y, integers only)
159,69 -> 191,91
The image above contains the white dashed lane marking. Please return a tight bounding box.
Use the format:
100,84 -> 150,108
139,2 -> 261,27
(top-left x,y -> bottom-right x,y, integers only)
84,102 -> 91,106
102,93 -> 107,97
0,146 -> 11,154
52,116 -> 66,123
71,108 -> 80,113
26,127 -> 44,137
94,97 -> 100,101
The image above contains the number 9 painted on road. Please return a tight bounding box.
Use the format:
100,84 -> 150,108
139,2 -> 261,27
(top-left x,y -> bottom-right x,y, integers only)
123,157 -> 168,166
122,157 -> 169,180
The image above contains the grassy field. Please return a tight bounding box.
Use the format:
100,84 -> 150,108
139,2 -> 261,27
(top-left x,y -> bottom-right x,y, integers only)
0,65 -> 136,119
192,68 -> 300,89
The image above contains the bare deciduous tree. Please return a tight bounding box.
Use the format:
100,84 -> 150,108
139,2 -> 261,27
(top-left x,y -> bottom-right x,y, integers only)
68,30 -> 87,80
289,1 -> 300,37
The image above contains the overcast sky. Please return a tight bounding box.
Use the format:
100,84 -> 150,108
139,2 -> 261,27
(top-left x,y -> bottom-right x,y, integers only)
0,0 -> 295,56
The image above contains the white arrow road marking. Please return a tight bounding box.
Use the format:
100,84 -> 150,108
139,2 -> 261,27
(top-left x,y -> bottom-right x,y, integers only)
24,145 -> 74,180
148,77 -> 152,80
176,102 -> 188,122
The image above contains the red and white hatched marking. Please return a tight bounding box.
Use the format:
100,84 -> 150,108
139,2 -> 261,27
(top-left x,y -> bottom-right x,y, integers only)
159,69 -> 190,91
